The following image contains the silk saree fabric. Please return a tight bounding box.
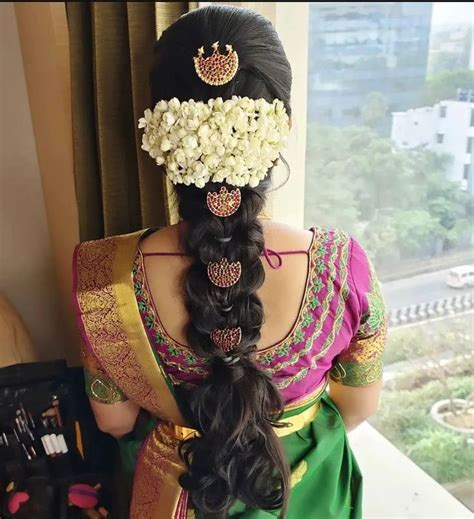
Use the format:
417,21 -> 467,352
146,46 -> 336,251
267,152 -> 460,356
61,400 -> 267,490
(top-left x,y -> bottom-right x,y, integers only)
72,227 -> 387,518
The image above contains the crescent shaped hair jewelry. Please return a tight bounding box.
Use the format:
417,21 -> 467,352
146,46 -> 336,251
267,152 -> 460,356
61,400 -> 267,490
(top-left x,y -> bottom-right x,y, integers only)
210,327 -> 242,353
194,42 -> 239,86
207,258 -> 241,288
207,186 -> 241,217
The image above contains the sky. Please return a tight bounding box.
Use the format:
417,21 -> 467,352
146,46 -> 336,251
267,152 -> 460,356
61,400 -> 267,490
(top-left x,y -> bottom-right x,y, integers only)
431,2 -> 474,26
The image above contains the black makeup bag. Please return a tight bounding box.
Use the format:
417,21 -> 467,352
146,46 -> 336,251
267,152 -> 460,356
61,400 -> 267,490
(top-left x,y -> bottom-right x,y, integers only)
0,360 -> 117,519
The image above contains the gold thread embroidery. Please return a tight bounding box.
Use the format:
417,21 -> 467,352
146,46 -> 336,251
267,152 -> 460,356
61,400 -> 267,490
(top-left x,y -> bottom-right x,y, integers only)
329,265 -> 388,388
283,377 -> 328,411
308,231 -> 351,363
84,369 -> 127,404
277,231 -> 351,389
342,318 -> 387,364
263,229 -> 343,373
290,460 -> 308,488
135,228 -> 351,394
134,227 -> 325,371
330,357 -> 383,387
357,258 -> 386,338
74,232 -> 182,423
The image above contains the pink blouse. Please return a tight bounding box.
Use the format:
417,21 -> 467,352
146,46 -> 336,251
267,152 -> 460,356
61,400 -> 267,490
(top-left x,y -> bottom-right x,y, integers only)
132,226 -> 387,409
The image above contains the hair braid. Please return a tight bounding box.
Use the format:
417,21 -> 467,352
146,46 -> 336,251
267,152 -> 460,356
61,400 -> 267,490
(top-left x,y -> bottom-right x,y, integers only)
175,180 -> 289,517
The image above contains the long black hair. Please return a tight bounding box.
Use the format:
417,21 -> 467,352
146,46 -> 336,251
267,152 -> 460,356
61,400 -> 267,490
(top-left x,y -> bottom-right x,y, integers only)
149,5 -> 292,517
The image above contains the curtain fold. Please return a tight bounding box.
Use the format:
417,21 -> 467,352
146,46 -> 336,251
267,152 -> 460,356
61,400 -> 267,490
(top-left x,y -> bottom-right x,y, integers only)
67,2 -> 196,240
155,2 -> 199,225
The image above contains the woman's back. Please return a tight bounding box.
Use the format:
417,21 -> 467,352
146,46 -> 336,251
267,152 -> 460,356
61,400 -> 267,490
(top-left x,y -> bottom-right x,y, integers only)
139,221 -> 313,352
132,219 -> 383,411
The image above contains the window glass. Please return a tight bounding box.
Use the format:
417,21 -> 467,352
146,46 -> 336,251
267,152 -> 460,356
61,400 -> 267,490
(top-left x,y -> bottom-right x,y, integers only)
305,2 -> 474,511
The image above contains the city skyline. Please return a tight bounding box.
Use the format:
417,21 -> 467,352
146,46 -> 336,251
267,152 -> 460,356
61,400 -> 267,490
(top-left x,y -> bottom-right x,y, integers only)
306,2 -> 433,132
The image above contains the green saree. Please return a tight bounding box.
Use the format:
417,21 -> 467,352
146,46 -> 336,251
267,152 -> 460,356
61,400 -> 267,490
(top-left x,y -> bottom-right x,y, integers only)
114,392 -> 362,519
72,229 -> 382,518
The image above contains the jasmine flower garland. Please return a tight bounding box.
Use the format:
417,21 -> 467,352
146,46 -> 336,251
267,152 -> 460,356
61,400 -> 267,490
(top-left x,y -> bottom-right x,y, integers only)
138,96 -> 290,188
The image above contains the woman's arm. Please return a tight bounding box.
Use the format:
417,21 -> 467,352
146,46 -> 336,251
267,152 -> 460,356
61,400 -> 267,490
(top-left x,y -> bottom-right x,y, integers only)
328,378 -> 382,432
89,398 -> 141,438
328,320 -> 386,432
81,341 -> 140,438
328,236 -> 387,431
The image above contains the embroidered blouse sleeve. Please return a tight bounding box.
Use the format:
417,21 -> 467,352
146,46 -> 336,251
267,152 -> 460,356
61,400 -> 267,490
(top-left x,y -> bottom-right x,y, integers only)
81,339 -> 128,404
330,237 -> 387,387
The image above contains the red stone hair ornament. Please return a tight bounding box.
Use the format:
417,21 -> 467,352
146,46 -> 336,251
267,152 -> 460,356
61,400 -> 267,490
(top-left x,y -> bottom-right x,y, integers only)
207,258 -> 241,288
206,186 -> 241,217
210,327 -> 242,353
193,42 -> 239,86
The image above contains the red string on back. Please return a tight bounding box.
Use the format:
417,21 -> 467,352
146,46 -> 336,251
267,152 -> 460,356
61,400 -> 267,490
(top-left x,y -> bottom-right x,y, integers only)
140,248 -> 309,270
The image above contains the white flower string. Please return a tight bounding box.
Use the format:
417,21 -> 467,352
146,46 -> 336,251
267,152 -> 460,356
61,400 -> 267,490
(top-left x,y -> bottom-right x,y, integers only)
138,96 -> 290,188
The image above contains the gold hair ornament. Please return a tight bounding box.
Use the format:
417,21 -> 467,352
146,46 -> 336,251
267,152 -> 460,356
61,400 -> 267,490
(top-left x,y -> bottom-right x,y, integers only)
193,42 -> 239,86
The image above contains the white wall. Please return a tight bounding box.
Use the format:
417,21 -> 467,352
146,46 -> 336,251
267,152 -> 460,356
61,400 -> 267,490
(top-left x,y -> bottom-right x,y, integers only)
0,2 -> 65,360
392,101 -> 474,187
433,101 -> 474,184
392,108 -> 434,148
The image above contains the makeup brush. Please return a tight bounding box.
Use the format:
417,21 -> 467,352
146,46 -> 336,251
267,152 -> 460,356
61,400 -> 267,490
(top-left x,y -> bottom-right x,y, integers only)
52,396 -> 63,428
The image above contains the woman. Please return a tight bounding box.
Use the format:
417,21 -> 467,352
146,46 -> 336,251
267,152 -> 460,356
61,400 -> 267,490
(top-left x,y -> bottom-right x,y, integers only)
72,5 -> 387,519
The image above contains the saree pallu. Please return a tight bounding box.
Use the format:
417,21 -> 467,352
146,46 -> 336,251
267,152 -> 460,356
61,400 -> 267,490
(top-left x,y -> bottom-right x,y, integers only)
73,230 -> 364,519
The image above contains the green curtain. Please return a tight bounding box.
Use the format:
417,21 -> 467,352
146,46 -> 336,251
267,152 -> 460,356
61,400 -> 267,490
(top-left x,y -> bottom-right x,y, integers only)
66,2 -> 196,241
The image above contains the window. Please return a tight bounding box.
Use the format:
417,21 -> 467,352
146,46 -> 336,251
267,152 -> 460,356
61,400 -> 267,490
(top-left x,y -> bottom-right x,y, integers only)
463,164 -> 470,180
320,108 -> 333,118
342,107 -> 360,117
457,88 -> 474,102
467,137 -> 473,154
302,2 -> 474,513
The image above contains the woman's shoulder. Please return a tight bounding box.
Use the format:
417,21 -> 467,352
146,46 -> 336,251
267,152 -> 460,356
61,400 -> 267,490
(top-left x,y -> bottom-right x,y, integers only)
72,228 -> 151,273
139,223 -> 184,255
260,220 -> 314,251
74,227 -> 152,251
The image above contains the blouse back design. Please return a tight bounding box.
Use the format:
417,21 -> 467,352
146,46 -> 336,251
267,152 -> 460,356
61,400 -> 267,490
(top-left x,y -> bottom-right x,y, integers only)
130,226 -> 387,409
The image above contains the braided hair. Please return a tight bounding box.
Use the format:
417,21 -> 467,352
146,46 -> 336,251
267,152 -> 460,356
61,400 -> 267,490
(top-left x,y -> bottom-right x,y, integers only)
149,5 -> 292,517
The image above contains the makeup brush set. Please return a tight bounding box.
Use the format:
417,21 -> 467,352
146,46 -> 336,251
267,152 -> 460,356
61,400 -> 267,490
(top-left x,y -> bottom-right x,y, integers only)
0,361 -> 117,519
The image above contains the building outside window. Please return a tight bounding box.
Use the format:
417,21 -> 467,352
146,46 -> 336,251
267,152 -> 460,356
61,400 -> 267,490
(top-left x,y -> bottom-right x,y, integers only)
303,1 -> 474,513
391,100 -> 474,190
306,3 -> 433,136
464,164 -> 471,180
